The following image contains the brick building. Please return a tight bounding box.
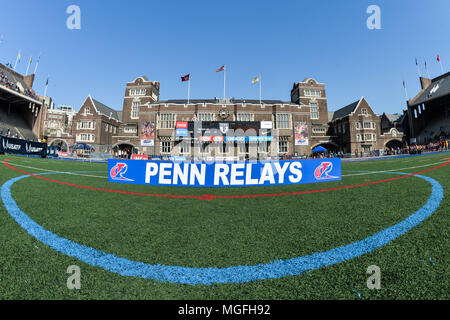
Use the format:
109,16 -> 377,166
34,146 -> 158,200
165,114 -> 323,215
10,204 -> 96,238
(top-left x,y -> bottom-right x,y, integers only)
112,77 -> 160,155
124,98 -> 313,160
290,78 -> 335,150
40,75 -> 408,159
328,97 -> 404,155
41,105 -> 76,151
72,95 -> 121,152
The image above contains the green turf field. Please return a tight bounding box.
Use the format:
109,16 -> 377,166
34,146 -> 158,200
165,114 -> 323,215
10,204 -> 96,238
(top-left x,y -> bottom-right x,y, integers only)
0,153 -> 448,299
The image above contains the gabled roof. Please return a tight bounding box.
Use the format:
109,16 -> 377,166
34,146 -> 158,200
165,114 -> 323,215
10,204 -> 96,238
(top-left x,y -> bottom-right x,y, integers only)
385,113 -> 402,123
86,95 -> 120,121
409,72 -> 450,106
331,99 -> 361,121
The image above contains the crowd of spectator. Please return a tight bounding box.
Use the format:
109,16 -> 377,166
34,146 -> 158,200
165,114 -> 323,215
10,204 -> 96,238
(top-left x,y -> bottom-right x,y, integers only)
0,128 -> 20,139
0,70 -> 38,99
383,140 -> 449,156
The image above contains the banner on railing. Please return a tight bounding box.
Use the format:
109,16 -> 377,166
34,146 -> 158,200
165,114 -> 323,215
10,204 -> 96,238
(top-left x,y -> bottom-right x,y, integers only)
0,135 -> 47,157
108,158 -> 341,188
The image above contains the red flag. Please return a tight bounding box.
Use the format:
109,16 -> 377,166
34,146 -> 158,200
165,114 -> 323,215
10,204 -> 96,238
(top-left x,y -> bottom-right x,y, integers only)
216,65 -> 225,72
437,55 -> 440,62
181,74 -> 190,82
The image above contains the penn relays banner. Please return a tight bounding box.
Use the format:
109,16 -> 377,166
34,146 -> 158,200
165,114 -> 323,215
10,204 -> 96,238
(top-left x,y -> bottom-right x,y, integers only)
108,158 -> 341,188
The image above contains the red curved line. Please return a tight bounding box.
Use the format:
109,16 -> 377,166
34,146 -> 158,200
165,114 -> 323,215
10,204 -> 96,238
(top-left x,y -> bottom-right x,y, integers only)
3,158 -> 450,201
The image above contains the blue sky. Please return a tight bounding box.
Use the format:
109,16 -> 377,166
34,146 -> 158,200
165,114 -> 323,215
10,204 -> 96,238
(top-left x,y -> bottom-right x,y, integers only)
1,0 -> 449,115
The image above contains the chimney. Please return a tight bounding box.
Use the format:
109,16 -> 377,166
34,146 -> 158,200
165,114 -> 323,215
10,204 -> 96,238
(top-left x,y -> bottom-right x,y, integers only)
24,74 -> 35,89
419,77 -> 432,90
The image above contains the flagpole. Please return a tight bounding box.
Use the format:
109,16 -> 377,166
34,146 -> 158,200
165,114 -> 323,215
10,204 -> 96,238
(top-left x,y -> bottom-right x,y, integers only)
416,59 -> 421,77
439,59 -> 444,74
259,74 -> 262,105
403,80 -> 409,101
425,61 -> 431,78
25,56 -> 32,76
187,77 -> 191,105
44,74 -> 49,98
34,54 -> 41,75
13,49 -> 21,71
223,66 -> 226,100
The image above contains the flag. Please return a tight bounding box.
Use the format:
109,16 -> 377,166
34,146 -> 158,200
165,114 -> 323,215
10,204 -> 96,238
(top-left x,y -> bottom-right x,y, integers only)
45,76 -> 49,86
29,56 -> 32,64
17,51 -> 21,63
216,65 -> 225,72
181,74 -> 190,82
437,54 -> 440,62
415,58 -> 418,66
403,80 -> 406,88
252,76 -> 260,84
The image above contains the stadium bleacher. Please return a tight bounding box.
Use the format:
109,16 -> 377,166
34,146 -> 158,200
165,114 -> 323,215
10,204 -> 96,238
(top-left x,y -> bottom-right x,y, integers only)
0,106 -> 37,140
0,63 -> 42,141
416,117 -> 450,143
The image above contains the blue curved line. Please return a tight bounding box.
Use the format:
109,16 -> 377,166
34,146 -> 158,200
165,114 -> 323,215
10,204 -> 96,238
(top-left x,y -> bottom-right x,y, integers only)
0,171 -> 444,285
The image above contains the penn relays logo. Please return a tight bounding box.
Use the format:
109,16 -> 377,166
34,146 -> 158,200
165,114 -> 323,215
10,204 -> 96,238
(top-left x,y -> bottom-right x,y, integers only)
110,163 -> 134,181
314,162 -> 338,180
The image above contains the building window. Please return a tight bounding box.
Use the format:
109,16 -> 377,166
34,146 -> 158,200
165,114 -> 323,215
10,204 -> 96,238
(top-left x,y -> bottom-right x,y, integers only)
84,107 -> 91,115
312,127 -> 326,136
237,113 -> 254,122
77,121 -> 95,130
131,101 -> 139,119
105,124 -> 108,132
124,127 -> 138,134
160,141 -> 172,154
278,141 -> 288,153
179,141 -> 190,154
362,108 -> 368,115
258,141 -> 270,153
304,89 -> 321,97
159,113 -> 176,129
310,102 -> 319,120
197,113 -> 214,122
76,133 -> 95,142
239,142 -> 249,154
365,134 -> 372,141
276,113 -> 290,129
130,88 -> 146,96
201,143 -> 210,154
363,122 -> 372,129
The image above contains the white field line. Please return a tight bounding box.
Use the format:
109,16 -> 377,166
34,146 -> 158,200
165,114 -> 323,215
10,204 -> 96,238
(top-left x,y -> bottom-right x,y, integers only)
6,162 -> 107,179
342,160 -> 447,177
